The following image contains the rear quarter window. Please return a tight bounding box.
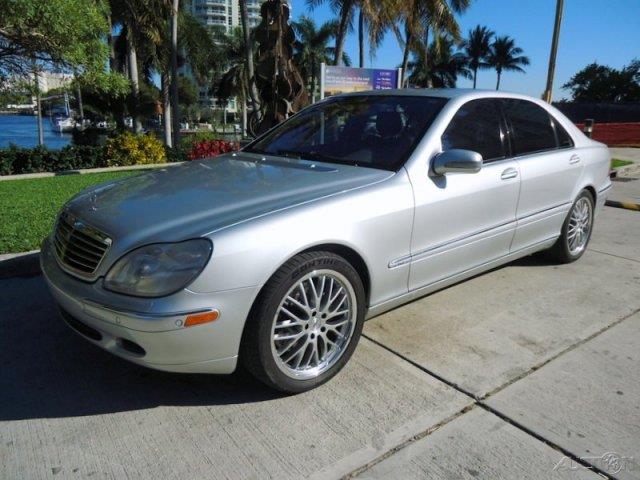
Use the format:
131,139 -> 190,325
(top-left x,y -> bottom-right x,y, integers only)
553,118 -> 574,148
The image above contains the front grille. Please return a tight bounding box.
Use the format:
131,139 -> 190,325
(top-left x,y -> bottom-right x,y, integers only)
53,211 -> 111,277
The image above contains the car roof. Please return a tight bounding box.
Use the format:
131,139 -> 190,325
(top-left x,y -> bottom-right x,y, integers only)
336,88 -> 539,102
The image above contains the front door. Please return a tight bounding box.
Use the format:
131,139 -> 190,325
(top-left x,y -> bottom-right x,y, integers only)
408,99 -> 520,291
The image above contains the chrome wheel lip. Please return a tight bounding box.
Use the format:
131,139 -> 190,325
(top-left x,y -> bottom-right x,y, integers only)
567,197 -> 592,255
270,269 -> 357,380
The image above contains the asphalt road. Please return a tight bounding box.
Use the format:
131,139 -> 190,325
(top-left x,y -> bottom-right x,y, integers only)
1,204 -> 639,479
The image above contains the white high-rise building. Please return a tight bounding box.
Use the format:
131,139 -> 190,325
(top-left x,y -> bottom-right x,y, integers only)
189,0 -> 263,32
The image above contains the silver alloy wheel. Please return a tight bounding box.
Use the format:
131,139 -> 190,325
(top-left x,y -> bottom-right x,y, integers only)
270,269 -> 357,380
567,197 -> 592,255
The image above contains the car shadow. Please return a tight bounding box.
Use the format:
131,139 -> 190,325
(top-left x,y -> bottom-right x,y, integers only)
0,276 -> 283,421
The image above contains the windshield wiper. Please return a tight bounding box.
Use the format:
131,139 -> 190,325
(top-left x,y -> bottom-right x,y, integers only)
243,146 -> 267,155
275,149 -> 358,167
275,149 -> 306,159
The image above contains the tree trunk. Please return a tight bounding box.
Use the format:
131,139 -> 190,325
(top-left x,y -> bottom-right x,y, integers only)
161,71 -> 172,147
310,58 -> 317,102
76,84 -> 84,121
107,15 -> 116,72
423,26 -> 431,88
401,29 -> 412,87
126,33 -> 143,133
358,10 -> 364,68
239,0 -> 260,118
496,70 -> 501,90
473,67 -> 477,89
33,68 -> 44,146
334,3 -> 350,66
241,78 -> 247,138
170,0 -> 181,146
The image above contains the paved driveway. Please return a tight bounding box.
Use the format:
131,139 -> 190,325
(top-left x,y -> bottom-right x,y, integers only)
1,205 -> 639,479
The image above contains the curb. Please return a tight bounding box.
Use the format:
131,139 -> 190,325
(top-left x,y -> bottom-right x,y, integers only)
611,163 -> 640,178
605,199 -> 640,211
0,250 -> 41,279
0,162 -> 185,182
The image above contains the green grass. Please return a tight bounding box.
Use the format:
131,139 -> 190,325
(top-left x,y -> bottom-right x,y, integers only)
0,171 -> 140,254
612,158 -> 633,169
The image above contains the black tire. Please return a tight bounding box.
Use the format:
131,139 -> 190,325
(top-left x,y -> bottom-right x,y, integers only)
241,251 -> 366,393
547,189 -> 595,263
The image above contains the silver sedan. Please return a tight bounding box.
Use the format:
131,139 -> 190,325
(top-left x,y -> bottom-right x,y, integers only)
41,89 -> 611,392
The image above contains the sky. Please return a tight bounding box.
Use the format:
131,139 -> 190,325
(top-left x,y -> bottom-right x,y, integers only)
289,0 -> 640,100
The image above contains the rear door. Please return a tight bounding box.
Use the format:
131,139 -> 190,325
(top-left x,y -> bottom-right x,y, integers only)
408,98 -> 520,290
502,99 -> 583,251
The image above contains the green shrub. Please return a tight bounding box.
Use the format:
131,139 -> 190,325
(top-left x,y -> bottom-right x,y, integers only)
0,145 -> 107,175
105,132 -> 166,166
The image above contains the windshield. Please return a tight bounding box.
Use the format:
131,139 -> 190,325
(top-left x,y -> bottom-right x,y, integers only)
245,95 -> 447,171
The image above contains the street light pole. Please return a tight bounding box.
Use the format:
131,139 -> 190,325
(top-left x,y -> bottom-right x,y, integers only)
543,0 -> 564,103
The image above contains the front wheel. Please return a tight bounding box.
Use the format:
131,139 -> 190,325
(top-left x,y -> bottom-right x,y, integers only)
241,252 -> 365,393
548,190 -> 594,263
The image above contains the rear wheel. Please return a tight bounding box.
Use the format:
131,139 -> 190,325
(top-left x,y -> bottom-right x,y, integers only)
548,190 -> 594,263
241,252 -> 365,393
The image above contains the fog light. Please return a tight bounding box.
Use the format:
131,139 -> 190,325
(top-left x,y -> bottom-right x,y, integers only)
184,310 -> 219,327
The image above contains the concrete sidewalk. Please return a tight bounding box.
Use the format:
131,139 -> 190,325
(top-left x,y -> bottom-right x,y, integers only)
1,206 -> 639,479
609,176 -> 640,205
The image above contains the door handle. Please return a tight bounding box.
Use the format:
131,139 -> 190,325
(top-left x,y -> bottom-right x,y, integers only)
501,167 -> 518,180
569,154 -> 581,165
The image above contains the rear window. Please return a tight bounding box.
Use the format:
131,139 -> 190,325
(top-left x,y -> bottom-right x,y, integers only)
502,99 -> 557,155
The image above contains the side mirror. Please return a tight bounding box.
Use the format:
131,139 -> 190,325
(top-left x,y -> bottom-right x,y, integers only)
432,149 -> 483,175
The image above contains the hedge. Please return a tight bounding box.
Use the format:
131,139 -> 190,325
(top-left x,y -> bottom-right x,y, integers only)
0,145 -> 107,176
0,134 -> 240,176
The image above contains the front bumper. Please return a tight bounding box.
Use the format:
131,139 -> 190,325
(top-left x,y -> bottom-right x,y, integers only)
40,237 -> 259,374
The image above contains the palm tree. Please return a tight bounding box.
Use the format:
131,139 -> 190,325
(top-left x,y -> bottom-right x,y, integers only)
109,0 -> 173,138
487,35 -> 530,90
407,36 -> 470,88
395,0 -> 470,87
356,0 -> 394,68
307,0 -> 356,66
143,10 -> 219,147
239,0 -> 260,121
216,28 -> 248,130
462,25 -> 494,88
292,17 -> 337,100
170,0 -> 180,145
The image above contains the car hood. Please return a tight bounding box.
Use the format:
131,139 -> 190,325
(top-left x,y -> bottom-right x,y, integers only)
64,152 -> 393,251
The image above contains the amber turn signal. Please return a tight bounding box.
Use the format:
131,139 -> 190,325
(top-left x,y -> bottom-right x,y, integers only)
184,310 -> 219,327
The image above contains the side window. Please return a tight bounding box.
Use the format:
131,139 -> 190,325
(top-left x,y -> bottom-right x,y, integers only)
553,118 -> 574,148
502,99 -> 557,155
441,99 -> 506,163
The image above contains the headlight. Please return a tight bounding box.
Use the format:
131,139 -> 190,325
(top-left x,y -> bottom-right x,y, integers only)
104,239 -> 212,297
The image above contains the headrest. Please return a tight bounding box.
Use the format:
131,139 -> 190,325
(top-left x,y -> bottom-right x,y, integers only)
376,111 -> 403,138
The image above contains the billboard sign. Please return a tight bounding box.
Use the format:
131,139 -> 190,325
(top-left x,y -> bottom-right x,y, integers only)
320,65 -> 402,99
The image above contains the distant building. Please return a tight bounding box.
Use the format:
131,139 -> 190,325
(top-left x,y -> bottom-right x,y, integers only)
35,72 -> 74,94
6,71 -> 73,96
3,71 -> 74,109
189,0 -> 263,31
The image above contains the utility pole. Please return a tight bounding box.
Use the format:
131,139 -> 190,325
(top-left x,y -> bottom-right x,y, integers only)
543,0 -> 564,103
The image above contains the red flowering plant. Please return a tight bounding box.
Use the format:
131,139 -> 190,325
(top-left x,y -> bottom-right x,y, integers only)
187,139 -> 239,160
